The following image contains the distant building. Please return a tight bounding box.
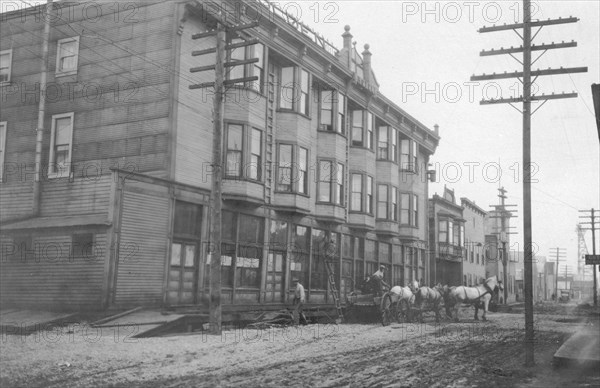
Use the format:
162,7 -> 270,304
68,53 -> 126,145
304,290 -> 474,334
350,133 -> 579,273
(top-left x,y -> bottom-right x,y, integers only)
460,197 -> 487,286
484,210 -> 517,303
428,187 -> 464,286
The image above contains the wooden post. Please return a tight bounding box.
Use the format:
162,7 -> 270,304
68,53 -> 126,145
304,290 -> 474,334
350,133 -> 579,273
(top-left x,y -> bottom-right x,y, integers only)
209,25 -> 226,335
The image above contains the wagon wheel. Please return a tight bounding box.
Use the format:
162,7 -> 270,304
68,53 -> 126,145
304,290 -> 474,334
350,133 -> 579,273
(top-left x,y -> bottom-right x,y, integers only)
380,294 -> 393,326
396,299 -> 411,323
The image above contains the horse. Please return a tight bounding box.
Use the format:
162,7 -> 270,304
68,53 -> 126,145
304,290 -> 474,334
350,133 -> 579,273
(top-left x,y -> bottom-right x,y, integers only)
389,284 -> 417,322
445,276 -> 503,322
414,284 -> 448,323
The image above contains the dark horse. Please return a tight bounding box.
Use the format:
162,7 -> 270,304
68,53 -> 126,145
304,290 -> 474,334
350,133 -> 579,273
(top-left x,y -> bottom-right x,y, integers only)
445,276 -> 503,322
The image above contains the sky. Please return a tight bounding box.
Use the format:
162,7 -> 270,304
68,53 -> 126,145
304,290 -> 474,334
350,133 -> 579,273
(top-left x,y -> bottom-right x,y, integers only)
3,0 -> 599,273
277,0 -> 600,272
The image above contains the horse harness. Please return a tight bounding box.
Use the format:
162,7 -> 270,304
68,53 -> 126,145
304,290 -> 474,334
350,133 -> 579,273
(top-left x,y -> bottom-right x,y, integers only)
463,283 -> 494,301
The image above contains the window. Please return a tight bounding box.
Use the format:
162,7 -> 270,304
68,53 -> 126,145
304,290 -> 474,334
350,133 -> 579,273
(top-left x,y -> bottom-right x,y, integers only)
226,124 -> 243,177
448,222 -> 454,245
0,50 -> 12,83
319,90 -> 346,134
400,138 -> 418,172
377,184 -> 388,219
459,224 -> 465,247
279,66 -> 309,115
438,220 -> 448,243
350,174 -> 363,211
49,113 -> 74,178
291,226 -> 310,284
174,201 -> 202,237
366,112 -> 374,150
318,161 -> 344,205
377,126 -> 397,161
391,188 -> 398,221
453,223 -> 460,247
280,67 -> 294,110
249,128 -> 262,180
413,195 -> 419,227
400,193 -> 410,225
320,90 -> 333,131
277,144 -> 292,192
225,123 -> 263,181
228,41 -> 264,92
311,229 -> 338,290
351,111 -> 363,147
471,250 -> 475,263
366,176 -> 373,214
217,212 -> 264,289
300,70 -> 309,115
337,92 -> 346,134
377,126 -> 388,159
0,122 -> 6,181
56,37 -> 80,76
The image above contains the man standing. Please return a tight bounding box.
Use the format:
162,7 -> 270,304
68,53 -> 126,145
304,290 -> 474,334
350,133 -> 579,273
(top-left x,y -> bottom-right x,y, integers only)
292,278 -> 306,325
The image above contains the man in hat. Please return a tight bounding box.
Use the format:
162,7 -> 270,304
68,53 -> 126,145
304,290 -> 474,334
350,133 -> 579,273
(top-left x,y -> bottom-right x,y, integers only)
291,278 -> 306,325
370,265 -> 389,296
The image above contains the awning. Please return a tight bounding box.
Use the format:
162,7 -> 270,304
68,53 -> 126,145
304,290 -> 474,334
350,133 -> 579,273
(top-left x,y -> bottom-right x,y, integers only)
0,215 -> 111,231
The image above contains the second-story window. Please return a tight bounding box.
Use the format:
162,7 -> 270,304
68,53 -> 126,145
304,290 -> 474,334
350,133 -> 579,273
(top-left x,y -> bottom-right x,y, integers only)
400,193 -> 410,225
56,37 -> 79,76
249,128 -> 262,180
277,144 -> 308,194
366,176 -> 373,214
392,189 -> 398,221
350,173 -> 362,211
377,184 -> 388,219
49,113 -> 74,178
413,194 -> 419,227
0,50 -> 12,83
319,90 -> 345,134
439,219 -> 448,243
0,121 -> 6,182
300,70 -> 309,115
318,160 -> 344,205
225,123 -> 262,181
280,67 -> 294,110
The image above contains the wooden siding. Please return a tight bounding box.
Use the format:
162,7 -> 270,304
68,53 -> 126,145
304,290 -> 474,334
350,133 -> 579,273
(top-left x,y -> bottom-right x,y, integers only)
0,2 -> 175,184
39,174 -> 113,217
114,181 -> 170,307
0,233 -> 107,310
0,181 -> 34,221
174,16 -> 214,188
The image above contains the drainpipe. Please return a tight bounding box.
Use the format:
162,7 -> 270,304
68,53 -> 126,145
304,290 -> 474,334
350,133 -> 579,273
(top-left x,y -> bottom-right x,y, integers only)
33,0 -> 52,216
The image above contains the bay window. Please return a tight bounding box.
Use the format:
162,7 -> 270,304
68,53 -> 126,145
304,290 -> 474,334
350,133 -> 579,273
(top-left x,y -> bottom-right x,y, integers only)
400,193 -> 419,227
367,112 -> 374,150
350,173 -> 363,211
366,176 -> 373,214
377,126 -> 397,161
438,219 -> 448,243
279,66 -> 309,115
351,110 -> 363,147
225,123 -> 263,181
277,144 -> 308,194
319,90 -> 346,134
318,160 -> 344,205
400,138 -> 418,172
413,194 -> 419,227
377,184 -> 388,219
229,41 -> 264,92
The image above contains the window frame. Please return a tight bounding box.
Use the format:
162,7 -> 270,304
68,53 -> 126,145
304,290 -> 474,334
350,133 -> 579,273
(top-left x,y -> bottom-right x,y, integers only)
400,192 -> 411,226
48,112 -> 74,179
0,121 -> 6,182
0,49 -> 13,83
377,126 -> 398,162
55,36 -> 80,77
400,137 -> 418,172
317,159 -> 344,205
376,184 -> 389,220
276,143 -> 309,195
278,65 -> 310,116
350,173 -> 363,212
224,122 -> 263,182
318,88 -> 346,134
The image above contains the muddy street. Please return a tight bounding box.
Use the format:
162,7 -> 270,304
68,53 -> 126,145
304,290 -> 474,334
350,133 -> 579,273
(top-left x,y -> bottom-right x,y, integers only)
2,307 -> 599,387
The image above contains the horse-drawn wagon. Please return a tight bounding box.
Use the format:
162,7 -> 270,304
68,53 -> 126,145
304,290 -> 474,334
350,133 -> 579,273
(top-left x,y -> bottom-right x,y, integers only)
345,282 -> 417,326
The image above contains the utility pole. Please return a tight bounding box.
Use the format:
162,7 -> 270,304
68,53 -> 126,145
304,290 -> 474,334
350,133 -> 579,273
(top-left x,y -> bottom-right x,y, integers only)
549,247 -> 566,302
472,0 -> 587,367
489,187 -> 517,304
580,209 -> 599,306
189,15 -> 260,334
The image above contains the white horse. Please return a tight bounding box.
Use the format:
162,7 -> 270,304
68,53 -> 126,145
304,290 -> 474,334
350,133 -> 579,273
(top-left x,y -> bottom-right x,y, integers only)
388,281 -> 419,322
445,276 -> 503,322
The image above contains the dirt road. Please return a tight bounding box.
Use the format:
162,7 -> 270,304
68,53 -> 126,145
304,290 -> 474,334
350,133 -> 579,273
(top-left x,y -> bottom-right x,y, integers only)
1,307 -> 599,387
